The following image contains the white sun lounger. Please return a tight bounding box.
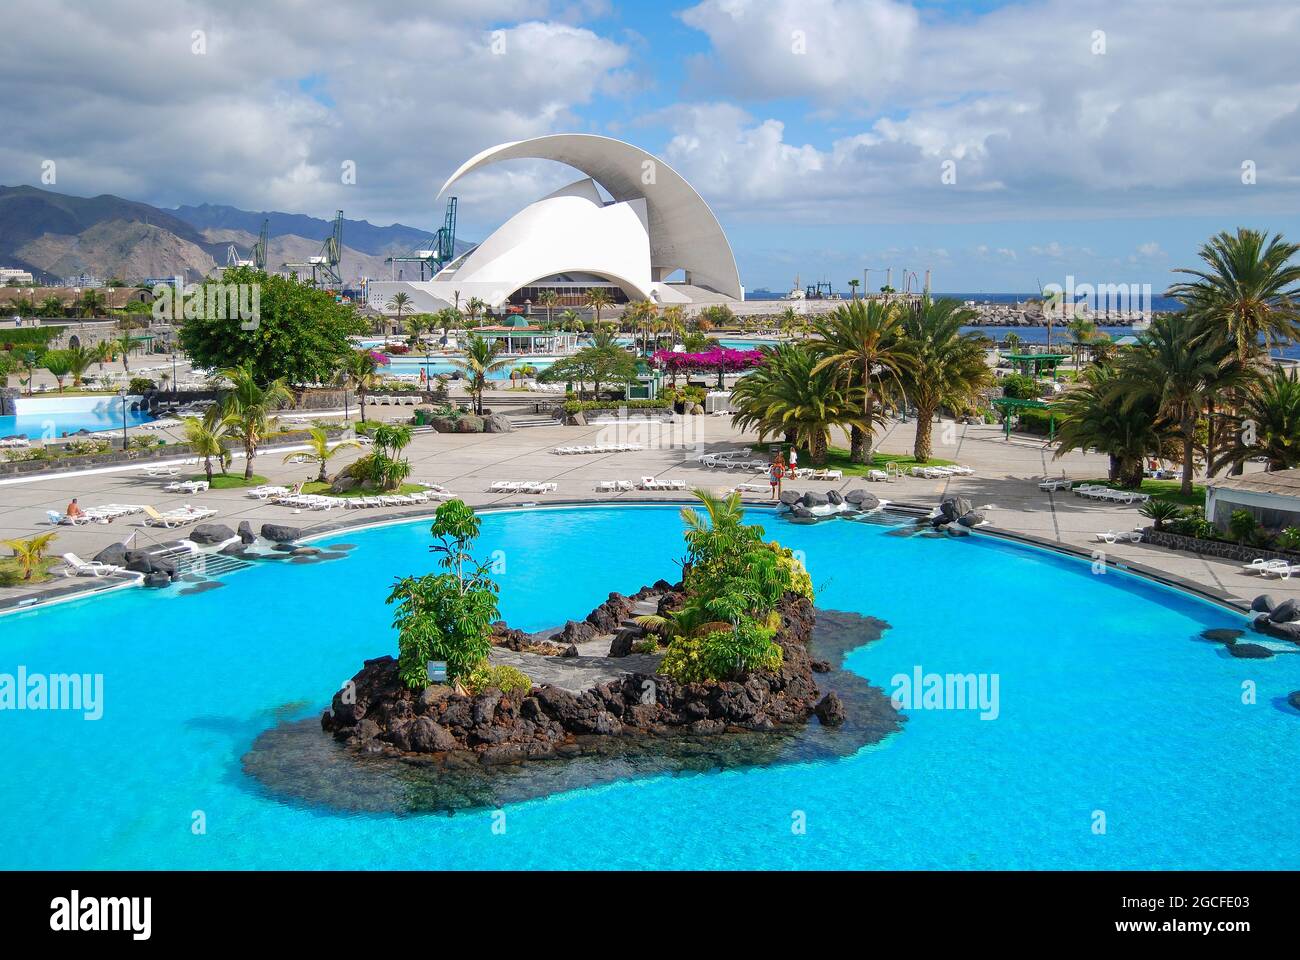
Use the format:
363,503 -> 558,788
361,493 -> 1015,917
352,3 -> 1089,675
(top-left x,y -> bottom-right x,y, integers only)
1094,529 -> 1143,544
1259,561 -> 1300,579
247,485 -> 290,500
61,553 -> 125,578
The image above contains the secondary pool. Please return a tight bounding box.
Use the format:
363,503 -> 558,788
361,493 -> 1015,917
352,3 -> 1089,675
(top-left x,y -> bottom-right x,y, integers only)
382,355 -> 558,380
0,395 -> 155,440
1,505 -> 1296,869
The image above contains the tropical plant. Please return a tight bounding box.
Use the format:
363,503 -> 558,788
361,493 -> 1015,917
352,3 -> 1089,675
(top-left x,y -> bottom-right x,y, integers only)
1228,509 -> 1257,544
1168,227 -> 1300,362
183,409 -> 232,482
386,291 -> 412,329
285,426 -> 360,482
453,333 -> 511,414
808,299 -> 909,462
41,350 -> 73,392
340,348 -> 382,423
731,344 -> 869,465
220,362 -> 293,479
387,500 -> 500,689
3,531 -> 57,581
897,298 -> 991,460
539,344 -> 640,398
585,287 -> 614,326
113,332 -> 136,372
1054,362 -> 1167,488
1210,364 -> 1300,473
1138,498 -> 1181,531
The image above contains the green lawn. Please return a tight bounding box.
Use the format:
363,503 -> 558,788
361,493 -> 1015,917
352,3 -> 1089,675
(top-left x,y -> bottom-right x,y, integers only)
302,481 -> 426,499
818,447 -> 955,477
191,473 -> 268,490
1081,478 -> 1205,507
0,557 -> 56,587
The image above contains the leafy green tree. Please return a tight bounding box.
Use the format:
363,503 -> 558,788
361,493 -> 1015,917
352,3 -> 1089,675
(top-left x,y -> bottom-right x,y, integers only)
179,267 -> 367,385
387,500 -> 501,689
538,342 -> 640,398
1211,365 -> 1300,473
1054,362 -> 1167,488
37,296 -> 64,318
184,409 -> 233,482
220,362 -> 293,479
63,343 -> 96,388
898,298 -> 992,461
42,350 -> 73,392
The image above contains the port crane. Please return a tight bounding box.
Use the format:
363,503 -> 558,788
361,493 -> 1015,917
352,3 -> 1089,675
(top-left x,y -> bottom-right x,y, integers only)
283,210 -> 343,289
225,219 -> 269,270
386,197 -> 458,281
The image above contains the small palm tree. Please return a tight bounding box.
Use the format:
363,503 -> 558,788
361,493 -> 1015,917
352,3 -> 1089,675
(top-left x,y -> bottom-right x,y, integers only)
465,297 -> 487,327
559,309 -> 582,334
1212,365 -> 1300,473
453,334 -> 511,414
183,410 -> 232,482
386,292 -> 412,330
341,349 -> 381,423
586,288 -> 614,327
286,426 -> 361,482
1139,499 -> 1182,531
537,290 -> 561,328
3,532 -> 57,581
1054,362 -> 1167,488
65,343 -> 96,388
114,332 -> 135,372
848,278 -> 861,300
220,363 -> 293,480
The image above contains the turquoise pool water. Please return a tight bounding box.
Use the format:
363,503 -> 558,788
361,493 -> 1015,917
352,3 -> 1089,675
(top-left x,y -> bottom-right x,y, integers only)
1,505 -> 1297,869
382,356 -> 558,380
0,407 -> 155,440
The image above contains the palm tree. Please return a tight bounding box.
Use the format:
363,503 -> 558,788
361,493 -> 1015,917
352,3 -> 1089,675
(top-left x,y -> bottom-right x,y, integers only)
220,363 -> 293,480
731,344 -> 866,465
586,288 -> 614,328
76,289 -> 106,318
779,306 -> 800,340
1169,228 -> 1300,362
1066,316 -> 1099,370
340,349 -> 381,423
898,298 -> 992,461
558,308 -> 582,335
386,292 -> 412,332
848,278 -> 861,301
286,426 -> 361,482
1211,365 -> 1300,473
1054,362 -> 1167,488
465,297 -> 487,327
808,299 -> 909,463
37,295 -> 63,318
43,351 -> 71,392
537,289 -> 561,329
3,532 -> 57,581
453,333 -> 511,414
183,410 -> 232,483
65,343 -> 96,388
113,332 -> 135,372
1112,314 -> 1248,496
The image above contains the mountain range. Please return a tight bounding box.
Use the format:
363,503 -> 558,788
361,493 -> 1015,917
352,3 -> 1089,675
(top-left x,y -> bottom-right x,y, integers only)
0,185 -> 461,286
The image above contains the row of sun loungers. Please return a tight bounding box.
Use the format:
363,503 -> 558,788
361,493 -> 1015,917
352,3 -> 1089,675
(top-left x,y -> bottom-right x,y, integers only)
272,493 -> 341,511
144,505 -> 217,528
343,492 -> 443,509
1095,529 -> 1144,544
488,481 -> 558,494
369,394 -> 421,406
1073,485 -> 1150,504
0,437 -> 31,448
790,468 -> 844,481
164,480 -> 209,494
553,444 -> 645,454
1241,558 -> 1300,580
910,465 -> 975,479
639,476 -> 687,490
47,504 -> 146,526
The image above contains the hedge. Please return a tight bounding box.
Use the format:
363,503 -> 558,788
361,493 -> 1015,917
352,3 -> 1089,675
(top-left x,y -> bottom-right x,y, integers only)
562,398 -> 673,414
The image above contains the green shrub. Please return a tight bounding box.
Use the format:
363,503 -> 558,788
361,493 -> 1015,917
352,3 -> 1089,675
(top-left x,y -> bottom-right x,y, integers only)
128,377 -> 156,393
660,624 -> 783,684
659,635 -> 711,683
1016,408 -> 1056,435
1001,373 -> 1041,400
1138,498 -> 1181,530
562,398 -> 671,414
465,664 -> 533,697
1229,509 -> 1257,544
631,638 -> 659,655
1277,527 -> 1300,552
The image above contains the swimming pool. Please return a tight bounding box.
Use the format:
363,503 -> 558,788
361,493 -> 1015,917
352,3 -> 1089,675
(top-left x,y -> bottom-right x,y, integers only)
1,505 -> 1296,869
382,355 -> 558,380
0,395 -> 155,440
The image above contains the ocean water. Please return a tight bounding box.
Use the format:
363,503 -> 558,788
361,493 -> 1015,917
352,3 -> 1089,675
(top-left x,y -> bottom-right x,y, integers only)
0,505 -> 1296,870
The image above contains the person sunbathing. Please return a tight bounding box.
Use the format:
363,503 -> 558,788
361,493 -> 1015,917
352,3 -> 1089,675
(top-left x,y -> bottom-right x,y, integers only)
65,498 -> 85,520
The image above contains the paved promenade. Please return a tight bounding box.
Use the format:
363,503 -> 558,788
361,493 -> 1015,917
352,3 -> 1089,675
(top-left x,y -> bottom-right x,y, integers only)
0,400 -> 1289,612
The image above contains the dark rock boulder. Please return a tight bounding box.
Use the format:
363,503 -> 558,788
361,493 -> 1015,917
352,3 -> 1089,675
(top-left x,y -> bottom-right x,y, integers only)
1288,690 -> 1300,711
237,520 -> 256,545
562,644 -> 579,658
261,523 -> 302,544
484,415 -> 515,433
801,490 -> 829,507
92,543 -> 127,567
789,505 -> 816,523
1268,598 -> 1300,623
814,692 -> 847,726
586,592 -> 635,633
1250,594 -> 1276,614
827,489 -> 844,505
1229,642 -> 1274,659
143,571 -> 171,588
190,523 -> 235,545
558,619 -> 599,645
218,543 -> 247,557
330,476 -> 358,493
957,511 -> 985,528
939,496 -> 973,524
778,490 -> 801,506
1252,617 -> 1300,642
291,547 -> 321,557
608,624 -> 644,657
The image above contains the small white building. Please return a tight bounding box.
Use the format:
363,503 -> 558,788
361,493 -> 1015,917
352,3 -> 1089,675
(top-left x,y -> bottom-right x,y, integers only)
1205,469 -> 1300,531
0,267 -> 34,284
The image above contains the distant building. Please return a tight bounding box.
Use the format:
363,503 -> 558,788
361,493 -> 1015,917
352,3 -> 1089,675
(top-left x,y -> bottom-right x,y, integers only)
0,267 -> 34,284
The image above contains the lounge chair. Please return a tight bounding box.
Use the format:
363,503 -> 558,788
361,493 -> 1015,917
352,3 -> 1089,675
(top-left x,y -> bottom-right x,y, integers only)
731,482 -> 767,493
867,469 -> 890,482
164,480 -> 209,494
247,485 -> 290,500
61,553 -> 125,578
1094,529 -> 1143,544
1260,561 -> 1300,580
143,465 -> 182,479
596,481 -> 617,493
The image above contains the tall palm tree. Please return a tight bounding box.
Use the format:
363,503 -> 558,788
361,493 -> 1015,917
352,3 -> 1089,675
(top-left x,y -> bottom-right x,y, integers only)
1211,365 -> 1300,473
808,299 -> 909,463
848,278 -> 861,301
114,332 -> 135,373
220,363 -> 293,480
731,344 -> 867,465
586,288 -> 614,328
341,349 -> 381,424
3,532 -> 57,581
183,409 -> 232,482
77,289 -> 106,318
1054,362 -> 1167,488
285,426 -> 361,482
537,289 -> 561,328
453,333 -> 511,414
386,292 -> 412,332
1168,227 -> 1300,362
1112,314 -> 1248,496
465,297 -> 487,327
1066,316 -> 1098,370
898,298 -> 992,461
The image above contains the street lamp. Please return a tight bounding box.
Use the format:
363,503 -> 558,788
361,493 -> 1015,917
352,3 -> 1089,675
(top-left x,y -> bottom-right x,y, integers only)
118,386 -> 129,450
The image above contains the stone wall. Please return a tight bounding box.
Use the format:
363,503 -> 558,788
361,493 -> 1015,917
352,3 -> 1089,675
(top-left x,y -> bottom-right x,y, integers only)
1142,527 -> 1299,563
0,387 -> 16,416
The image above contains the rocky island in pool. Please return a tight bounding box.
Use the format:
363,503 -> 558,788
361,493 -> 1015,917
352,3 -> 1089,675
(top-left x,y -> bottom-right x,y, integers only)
246,494 -> 906,812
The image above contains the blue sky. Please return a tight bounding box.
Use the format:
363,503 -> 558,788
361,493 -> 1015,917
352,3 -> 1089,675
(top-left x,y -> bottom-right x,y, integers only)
2,0 -> 1297,293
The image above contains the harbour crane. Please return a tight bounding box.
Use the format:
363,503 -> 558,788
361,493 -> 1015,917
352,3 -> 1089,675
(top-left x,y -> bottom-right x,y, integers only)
224,219 -> 269,270
386,197 -> 457,281
283,210 -> 343,289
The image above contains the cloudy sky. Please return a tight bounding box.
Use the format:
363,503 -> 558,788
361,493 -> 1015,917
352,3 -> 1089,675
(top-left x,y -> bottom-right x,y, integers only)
2,0 -> 1298,292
